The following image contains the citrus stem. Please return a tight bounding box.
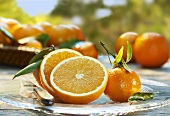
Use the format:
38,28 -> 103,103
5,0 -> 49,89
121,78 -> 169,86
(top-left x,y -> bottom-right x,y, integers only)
100,42 -> 116,65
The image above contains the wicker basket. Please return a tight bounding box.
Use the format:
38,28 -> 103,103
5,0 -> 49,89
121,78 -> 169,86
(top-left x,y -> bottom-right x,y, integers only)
0,44 -> 40,67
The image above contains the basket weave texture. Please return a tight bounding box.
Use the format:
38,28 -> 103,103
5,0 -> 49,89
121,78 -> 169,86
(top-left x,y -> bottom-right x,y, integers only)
0,45 -> 39,67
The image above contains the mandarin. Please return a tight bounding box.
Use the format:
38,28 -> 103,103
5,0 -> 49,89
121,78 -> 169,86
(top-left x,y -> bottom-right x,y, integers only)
0,23 -> 12,45
104,67 -> 141,102
18,36 -> 43,50
13,24 -> 43,40
1,18 -> 21,34
67,24 -> 85,41
47,24 -> 85,46
134,32 -> 169,68
100,41 -> 141,102
48,24 -> 76,46
72,41 -> 98,59
37,22 -> 53,35
115,32 -> 138,62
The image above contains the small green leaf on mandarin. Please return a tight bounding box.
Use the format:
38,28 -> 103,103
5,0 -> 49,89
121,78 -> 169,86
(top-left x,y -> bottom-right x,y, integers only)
126,41 -> 132,63
122,62 -> 132,72
114,46 -> 124,64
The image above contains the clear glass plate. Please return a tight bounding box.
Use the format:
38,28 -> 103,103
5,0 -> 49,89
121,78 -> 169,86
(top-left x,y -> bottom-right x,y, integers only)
0,78 -> 170,115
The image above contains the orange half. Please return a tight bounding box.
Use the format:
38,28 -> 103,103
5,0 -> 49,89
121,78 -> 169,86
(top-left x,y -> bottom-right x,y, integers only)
40,49 -> 82,101
50,56 -> 108,104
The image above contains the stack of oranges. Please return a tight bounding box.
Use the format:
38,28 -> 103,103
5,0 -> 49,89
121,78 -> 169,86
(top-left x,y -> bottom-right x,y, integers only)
115,32 -> 170,68
0,17 -> 98,58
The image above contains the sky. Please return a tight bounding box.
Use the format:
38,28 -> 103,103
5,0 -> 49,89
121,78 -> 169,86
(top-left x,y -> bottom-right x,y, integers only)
16,0 -> 58,16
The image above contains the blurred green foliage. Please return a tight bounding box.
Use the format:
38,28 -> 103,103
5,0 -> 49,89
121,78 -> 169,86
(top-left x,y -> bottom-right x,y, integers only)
0,0 -> 170,54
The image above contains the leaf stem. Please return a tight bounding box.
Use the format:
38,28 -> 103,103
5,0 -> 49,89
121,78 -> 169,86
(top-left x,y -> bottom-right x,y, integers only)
100,41 -> 116,58
100,41 -> 116,65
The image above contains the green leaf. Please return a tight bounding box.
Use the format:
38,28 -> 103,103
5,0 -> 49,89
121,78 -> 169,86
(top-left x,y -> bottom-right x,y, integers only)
59,38 -> 81,48
126,41 -> 132,63
0,26 -> 17,43
13,60 -> 42,79
114,46 -> 124,64
29,46 -> 55,64
128,92 -> 154,102
36,33 -> 50,47
122,61 -> 132,72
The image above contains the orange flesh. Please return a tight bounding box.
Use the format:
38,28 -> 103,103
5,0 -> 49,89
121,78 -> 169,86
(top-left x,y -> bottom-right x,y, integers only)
52,58 -> 105,94
43,51 -> 82,88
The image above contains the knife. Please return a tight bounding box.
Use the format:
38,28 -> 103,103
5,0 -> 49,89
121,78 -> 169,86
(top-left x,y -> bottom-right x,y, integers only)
21,81 -> 55,106
33,86 -> 55,106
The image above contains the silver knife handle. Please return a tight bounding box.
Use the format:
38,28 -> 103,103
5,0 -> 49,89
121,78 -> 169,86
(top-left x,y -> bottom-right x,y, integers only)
33,87 -> 55,106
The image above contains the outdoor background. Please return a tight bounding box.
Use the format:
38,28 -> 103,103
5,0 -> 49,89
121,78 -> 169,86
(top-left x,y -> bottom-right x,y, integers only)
1,0 -> 170,53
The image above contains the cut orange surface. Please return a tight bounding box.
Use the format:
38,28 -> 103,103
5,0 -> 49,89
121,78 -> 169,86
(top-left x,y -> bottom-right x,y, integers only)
40,49 -> 82,101
50,56 -> 108,104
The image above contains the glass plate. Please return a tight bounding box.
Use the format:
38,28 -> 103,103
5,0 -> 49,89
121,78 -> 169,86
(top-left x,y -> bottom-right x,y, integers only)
0,78 -> 170,115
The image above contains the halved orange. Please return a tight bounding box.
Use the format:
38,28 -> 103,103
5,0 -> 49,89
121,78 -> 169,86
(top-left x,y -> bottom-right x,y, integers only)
39,49 -> 82,101
50,56 -> 108,104
32,69 -> 43,87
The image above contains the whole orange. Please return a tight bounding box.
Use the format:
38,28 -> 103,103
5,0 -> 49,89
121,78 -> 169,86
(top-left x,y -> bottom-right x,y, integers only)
13,24 -> 43,40
37,22 -> 53,35
104,67 -> 141,102
18,36 -> 43,50
169,46 -> 170,58
47,24 -> 85,46
72,41 -> 98,59
115,32 -> 138,62
48,24 -> 76,46
0,22 -> 12,45
67,24 -> 85,41
1,18 -> 21,34
134,32 -> 169,68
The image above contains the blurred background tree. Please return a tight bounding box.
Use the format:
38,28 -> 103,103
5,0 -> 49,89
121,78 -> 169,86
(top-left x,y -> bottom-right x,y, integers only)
0,0 -> 170,54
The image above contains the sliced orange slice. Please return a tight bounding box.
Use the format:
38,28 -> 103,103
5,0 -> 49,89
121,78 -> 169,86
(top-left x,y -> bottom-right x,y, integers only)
40,49 -> 82,101
50,56 -> 108,104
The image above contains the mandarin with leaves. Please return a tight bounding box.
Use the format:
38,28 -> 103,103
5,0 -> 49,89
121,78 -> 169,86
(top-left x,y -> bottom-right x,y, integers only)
100,42 -> 141,102
134,32 -> 169,68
